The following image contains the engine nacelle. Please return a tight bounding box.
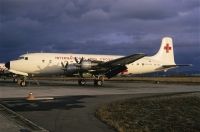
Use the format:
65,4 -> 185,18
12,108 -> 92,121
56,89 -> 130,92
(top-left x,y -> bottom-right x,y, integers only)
81,60 -> 97,70
65,64 -> 79,74
64,60 -> 98,74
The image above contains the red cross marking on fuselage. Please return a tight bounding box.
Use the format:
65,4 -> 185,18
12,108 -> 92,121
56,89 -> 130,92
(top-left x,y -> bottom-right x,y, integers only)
164,43 -> 171,53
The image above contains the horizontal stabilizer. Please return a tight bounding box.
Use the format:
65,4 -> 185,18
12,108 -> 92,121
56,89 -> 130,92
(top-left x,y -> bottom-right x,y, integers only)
163,64 -> 192,68
156,64 -> 192,71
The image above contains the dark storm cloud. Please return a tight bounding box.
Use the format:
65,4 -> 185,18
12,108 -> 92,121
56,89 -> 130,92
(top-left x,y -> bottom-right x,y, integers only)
0,0 -> 199,71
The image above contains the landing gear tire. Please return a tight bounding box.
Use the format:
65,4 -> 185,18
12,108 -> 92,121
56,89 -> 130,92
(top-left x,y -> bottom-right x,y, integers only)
97,80 -> 103,86
94,76 -> 104,86
20,81 -> 26,87
94,80 -> 103,86
78,79 -> 86,86
13,78 -> 18,83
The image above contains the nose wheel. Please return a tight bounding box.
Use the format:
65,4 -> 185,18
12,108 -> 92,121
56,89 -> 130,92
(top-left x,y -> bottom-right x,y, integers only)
14,76 -> 27,87
20,80 -> 26,87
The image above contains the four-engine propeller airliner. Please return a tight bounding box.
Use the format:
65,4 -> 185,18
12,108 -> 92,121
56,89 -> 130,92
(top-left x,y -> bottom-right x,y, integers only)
5,37 -> 189,86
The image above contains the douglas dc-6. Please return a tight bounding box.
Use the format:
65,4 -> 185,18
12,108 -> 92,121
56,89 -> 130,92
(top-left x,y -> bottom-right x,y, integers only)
5,37 -> 189,86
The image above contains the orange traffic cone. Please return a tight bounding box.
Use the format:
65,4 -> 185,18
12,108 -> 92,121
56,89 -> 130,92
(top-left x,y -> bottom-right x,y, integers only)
26,92 -> 35,100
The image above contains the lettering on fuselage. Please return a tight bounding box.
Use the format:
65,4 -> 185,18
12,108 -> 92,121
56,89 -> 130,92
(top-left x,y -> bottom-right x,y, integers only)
55,56 -> 113,61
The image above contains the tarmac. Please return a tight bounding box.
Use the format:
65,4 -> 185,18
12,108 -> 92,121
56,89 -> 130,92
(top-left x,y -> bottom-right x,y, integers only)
0,79 -> 200,132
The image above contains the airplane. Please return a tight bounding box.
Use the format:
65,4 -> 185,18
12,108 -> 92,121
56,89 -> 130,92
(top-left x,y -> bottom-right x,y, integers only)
5,37 -> 190,87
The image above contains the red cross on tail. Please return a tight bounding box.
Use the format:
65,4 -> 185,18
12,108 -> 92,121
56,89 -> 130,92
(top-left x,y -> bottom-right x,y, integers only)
164,43 -> 172,53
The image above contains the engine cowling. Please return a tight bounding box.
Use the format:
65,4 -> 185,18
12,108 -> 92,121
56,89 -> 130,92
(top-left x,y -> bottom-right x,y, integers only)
81,60 -> 98,70
65,64 -> 79,74
63,60 -> 99,75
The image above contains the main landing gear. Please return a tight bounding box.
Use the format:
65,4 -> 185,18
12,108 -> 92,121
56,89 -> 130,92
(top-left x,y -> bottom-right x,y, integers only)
93,76 -> 104,86
78,76 -> 104,86
78,79 -> 86,86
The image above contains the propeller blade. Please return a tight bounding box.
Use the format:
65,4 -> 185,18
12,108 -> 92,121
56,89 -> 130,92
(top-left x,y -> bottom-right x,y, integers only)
75,57 -> 79,63
75,57 -> 84,64
61,62 -> 65,68
61,61 -> 68,68
80,57 -> 84,64
65,61 -> 68,67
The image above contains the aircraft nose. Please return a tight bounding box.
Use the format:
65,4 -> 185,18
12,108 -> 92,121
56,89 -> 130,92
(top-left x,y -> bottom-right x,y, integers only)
5,62 -> 10,69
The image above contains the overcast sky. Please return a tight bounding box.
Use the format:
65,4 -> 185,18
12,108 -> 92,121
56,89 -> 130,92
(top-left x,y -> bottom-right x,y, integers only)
0,0 -> 199,71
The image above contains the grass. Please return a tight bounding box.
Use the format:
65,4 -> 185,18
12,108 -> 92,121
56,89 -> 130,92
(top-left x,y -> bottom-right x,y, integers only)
96,93 -> 200,132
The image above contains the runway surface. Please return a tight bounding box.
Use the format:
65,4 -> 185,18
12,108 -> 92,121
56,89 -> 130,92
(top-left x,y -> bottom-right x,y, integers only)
0,79 -> 200,132
0,79 -> 200,98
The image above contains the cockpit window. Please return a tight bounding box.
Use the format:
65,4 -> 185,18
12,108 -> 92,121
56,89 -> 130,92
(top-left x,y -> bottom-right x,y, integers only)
18,57 -> 28,60
18,57 -> 24,60
25,57 -> 28,60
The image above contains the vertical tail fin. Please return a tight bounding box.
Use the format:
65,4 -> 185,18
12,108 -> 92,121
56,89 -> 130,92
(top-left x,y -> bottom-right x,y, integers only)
152,37 -> 176,65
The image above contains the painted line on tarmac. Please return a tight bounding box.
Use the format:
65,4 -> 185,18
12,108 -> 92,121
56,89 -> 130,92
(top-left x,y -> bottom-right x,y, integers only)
0,104 -> 49,132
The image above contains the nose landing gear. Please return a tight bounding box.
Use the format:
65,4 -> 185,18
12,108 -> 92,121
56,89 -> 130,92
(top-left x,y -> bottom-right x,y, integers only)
20,80 -> 26,87
13,76 -> 27,87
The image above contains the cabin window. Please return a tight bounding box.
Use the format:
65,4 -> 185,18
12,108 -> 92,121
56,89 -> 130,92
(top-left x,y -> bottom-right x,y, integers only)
42,60 -> 45,63
142,63 -> 144,66
49,60 -> 52,63
25,57 -> 28,60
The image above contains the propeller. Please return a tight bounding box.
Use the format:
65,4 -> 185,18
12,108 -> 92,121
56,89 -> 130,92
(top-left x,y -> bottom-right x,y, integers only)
74,57 -> 84,77
75,57 -> 84,64
61,61 -> 68,69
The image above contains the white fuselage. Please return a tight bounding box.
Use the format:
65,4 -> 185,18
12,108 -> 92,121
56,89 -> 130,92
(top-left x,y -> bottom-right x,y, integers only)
6,37 -> 178,79
9,53 -> 164,76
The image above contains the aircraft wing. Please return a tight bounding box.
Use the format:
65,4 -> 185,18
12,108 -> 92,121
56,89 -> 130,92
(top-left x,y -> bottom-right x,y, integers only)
94,53 -> 145,78
98,53 -> 145,68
